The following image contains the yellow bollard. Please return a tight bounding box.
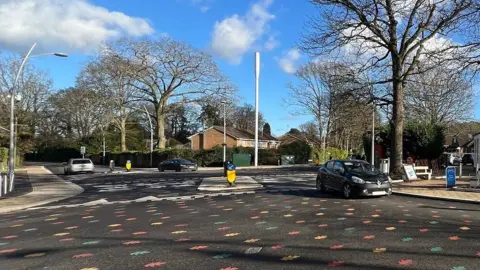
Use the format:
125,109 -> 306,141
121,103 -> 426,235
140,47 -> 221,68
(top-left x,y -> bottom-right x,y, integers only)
227,170 -> 236,185
126,160 -> 132,172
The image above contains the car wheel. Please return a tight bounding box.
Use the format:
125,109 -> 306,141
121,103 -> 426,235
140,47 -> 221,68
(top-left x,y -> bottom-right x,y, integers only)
64,170 -> 68,175
176,168 -> 181,172
316,177 -> 325,192
159,168 -> 164,172
343,183 -> 352,199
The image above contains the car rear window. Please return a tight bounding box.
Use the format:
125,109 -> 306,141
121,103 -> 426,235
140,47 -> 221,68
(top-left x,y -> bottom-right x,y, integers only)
72,159 -> 92,164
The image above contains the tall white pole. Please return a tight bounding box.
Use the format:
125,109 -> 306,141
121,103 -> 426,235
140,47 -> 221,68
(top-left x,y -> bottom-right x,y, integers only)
254,52 -> 260,167
8,43 -> 36,192
371,103 -> 375,166
223,101 -> 226,163
144,106 -> 153,167
102,132 -> 106,165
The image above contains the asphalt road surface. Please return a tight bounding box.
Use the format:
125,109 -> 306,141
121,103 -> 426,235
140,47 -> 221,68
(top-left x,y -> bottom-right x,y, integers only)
42,164 -> 318,205
1,191 -> 479,270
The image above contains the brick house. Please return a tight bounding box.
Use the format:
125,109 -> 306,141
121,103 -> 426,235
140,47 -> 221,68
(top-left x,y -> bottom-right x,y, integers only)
188,126 -> 281,151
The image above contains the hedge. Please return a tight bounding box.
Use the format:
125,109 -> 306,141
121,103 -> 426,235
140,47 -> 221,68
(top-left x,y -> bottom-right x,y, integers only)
0,147 -> 7,172
24,147 -> 81,162
279,141 -> 312,164
87,146 -> 304,168
314,147 -> 348,163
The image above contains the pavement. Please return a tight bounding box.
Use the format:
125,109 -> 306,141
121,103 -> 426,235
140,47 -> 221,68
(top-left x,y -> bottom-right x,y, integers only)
0,191 -> 479,270
0,166 -> 83,214
392,179 -> 480,204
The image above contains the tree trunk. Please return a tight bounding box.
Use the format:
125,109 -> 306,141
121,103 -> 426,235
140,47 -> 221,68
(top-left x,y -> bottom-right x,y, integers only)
391,56 -> 405,175
120,117 -> 127,152
156,103 -> 167,149
316,115 -> 324,163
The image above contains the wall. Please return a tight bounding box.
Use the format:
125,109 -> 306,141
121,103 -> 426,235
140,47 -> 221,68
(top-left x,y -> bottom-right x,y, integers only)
201,128 -> 237,150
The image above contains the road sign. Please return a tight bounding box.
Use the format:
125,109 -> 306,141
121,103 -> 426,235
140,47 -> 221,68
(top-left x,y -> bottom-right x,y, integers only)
80,146 -> 86,154
446,166 -> 456,187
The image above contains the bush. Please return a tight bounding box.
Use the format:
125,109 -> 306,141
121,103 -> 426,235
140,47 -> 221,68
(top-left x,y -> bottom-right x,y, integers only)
24,147 -> 81,162
279,141 -> 312,164
315,147 -> 348,163
0,147 -> 7,172
258,149 -> 280,165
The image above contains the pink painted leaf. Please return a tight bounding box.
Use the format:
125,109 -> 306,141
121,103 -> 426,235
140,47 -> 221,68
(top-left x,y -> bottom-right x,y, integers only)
72,253 -> 93,258
271,245 -> 284,250
123,241 -> 142,245
330,245 -> 344,250
144,261 -> 166,268
328,260 -> 345,267
0,249 -> 17,254
398,259 -> 413,266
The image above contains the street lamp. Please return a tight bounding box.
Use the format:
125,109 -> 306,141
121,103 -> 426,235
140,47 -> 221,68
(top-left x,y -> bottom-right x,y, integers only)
7,43 -> 68,192
371,102 -> 375,167
144,106 -> 154,168
254,52 -> 260,167
221,100 -> 227,163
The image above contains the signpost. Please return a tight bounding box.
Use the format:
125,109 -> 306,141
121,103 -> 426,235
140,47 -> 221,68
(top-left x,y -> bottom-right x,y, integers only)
80,146 -> 86,159
446,166 -> 456,188
402,165 -> 418,182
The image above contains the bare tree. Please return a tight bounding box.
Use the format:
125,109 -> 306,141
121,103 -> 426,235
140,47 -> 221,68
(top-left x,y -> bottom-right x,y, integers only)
285,61 -> 359,160
49,87 -> 108,139
231,103 -> 265,132
108,37 -> 235,149
0,52 -> 53,137
78,52 -> 138,152
299,121 -> 319,139
301,0 -> 478,173
405,66 -> 473,124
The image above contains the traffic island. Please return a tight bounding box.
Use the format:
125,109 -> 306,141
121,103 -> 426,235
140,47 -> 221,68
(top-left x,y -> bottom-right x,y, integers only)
197,176 -> 263,192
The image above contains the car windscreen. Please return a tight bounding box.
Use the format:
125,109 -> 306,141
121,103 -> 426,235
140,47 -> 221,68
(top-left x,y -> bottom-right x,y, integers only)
72,159 -> 92,164
344,161 -> 380,174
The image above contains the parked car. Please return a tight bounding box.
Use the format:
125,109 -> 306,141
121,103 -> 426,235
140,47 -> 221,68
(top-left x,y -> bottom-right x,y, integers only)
158,159 -> 198,172
462,153 -> 474,165
316,159 -> 392,198
64,158 -> 95,175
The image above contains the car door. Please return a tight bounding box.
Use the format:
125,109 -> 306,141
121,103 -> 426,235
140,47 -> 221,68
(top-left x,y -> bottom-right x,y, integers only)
322,161 -> 335,189
331,161 -> 346,191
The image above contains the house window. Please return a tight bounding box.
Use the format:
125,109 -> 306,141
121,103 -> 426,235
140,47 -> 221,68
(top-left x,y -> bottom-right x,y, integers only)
242,140 -> 247,147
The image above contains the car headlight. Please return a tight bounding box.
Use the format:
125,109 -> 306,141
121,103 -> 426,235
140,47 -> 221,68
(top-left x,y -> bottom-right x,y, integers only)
352,176 -> 365,184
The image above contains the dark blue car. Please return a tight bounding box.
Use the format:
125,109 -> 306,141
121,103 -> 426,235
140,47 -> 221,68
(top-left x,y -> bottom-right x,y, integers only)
316,159 -> 392,198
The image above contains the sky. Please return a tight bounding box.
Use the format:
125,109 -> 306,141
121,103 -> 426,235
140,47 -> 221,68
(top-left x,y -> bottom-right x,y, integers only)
0,0 -> 478,136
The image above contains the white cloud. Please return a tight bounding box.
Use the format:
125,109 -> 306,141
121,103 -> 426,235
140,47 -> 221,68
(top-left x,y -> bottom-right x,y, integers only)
264,35 -> 279,51
276,48 -> 301,74
0,0 -> 154,53
210,0 -> 275,64
200,6 -> 210,12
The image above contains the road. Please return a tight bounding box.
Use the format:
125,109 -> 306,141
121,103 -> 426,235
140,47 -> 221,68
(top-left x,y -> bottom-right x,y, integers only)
1,191 -> 479,269
42,164 -> 319,206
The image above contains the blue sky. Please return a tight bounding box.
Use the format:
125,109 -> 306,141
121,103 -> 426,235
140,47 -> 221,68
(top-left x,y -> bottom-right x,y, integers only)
2,0 -> 316,136
2,0 -> 479,136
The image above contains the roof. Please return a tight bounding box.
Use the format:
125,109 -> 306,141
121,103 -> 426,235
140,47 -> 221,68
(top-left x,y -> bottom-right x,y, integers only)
445,134 -> 472,148
187,126 -> 280,141
279,132 -> 322,146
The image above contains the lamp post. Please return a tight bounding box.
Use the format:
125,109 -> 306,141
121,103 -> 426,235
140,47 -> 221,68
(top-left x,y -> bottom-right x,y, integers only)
254,52 -> 260,167
7,43 -> 68,192
371,103 -> 375,167
221,100 -> 227,163
144,106 -> 154,167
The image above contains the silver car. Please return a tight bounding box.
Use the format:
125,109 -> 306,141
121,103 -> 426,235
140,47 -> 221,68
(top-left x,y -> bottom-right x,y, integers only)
64,158 -> 95,175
